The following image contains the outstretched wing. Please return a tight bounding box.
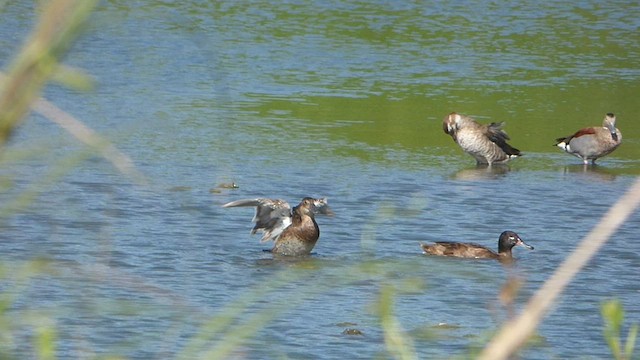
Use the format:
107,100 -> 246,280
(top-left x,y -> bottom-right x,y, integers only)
223,198 -> 292,242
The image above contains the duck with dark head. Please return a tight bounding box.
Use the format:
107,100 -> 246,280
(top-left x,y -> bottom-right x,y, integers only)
420,231 -> 534,263
223,197 -> 333,256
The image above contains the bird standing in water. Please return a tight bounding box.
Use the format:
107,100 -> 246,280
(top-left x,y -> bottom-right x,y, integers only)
443,112 -> 522,165
555,113 -> 622,165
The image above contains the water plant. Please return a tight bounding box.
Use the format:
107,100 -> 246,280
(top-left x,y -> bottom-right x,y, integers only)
601,299 -> 638,360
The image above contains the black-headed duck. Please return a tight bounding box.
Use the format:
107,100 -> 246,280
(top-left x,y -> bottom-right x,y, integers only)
555,113 -> 621,165
420,231 -> 533,261
223,197 -> 333,256
443,112 -> 522,165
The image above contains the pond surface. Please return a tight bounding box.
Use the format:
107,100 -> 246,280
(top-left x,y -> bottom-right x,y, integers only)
1,1 -> 639,359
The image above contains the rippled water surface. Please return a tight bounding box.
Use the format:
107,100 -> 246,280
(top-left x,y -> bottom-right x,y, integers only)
1,1 -> 639,359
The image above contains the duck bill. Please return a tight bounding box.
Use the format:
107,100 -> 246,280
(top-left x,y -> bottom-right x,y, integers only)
516,238 -> 534,250
605,123 -> 617,139
318,205 -> 335,216
604,114 -> 618,140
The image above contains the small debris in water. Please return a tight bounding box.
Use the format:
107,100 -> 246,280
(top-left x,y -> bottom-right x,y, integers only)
209,182 -> 239,193
342,328 -> 364,336
432,322 -> 460,329
169,186 -> 192,192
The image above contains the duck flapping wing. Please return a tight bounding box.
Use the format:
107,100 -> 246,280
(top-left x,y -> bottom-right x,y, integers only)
223,198 -> 293,242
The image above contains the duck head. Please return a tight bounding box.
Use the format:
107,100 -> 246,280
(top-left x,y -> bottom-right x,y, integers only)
443,112 -> 462,136
294,197 -> 334,217
498,231 -> 534,253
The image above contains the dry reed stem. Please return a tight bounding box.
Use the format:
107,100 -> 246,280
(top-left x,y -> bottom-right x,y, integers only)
0,0 -> 145,183
31,97 -> 147,183
480,176 -> 640,359
0,72 -> 146,183
0,0 -> 96,144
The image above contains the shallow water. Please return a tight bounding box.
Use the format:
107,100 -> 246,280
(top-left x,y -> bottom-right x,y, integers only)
1,1 -> 639,359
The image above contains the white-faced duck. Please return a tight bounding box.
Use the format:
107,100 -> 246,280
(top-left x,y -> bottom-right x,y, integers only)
443,112 -> 522,165
555,113 -> 622,165
223,197 -> 333,256
420,231 -> 534,262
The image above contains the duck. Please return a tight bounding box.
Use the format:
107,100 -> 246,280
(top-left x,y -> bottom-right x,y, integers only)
555,113 -> 622,165
420,231 -> 534,261
443,112 -> 522,165
223,197 -> 333,256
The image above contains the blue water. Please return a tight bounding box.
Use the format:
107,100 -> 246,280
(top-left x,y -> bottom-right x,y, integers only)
1,1 -> 639,359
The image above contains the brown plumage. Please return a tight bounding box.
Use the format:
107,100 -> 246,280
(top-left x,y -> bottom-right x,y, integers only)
555,113 -> 622,165
420,231 -> 534,261
223,197 -> 333,256
443,112 -> 521,165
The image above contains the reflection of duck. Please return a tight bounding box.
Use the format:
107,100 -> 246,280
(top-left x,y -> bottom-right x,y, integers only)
420,231 -> 534,262
451,163 -> 511,181
443,112 -> 521,165
562,164 -> 617,182
223,197 -> 333,256
555,113 -> 622,165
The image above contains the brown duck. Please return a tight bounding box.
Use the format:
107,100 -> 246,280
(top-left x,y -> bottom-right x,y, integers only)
555,113 -> 622,165
223,197 -> 333,256
420,231 -> 534,261
443,112 -> 522,165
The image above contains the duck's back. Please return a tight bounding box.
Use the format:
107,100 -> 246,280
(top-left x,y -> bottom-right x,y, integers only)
456,124 -> 518,164
421,242 -> 499,259
567,127 -> 621,159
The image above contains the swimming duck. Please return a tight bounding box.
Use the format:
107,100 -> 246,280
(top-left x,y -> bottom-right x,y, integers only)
555,113 -> 622,165
223,197 -> 333,256
443,112 -> 522,165
420,231 -> 533,261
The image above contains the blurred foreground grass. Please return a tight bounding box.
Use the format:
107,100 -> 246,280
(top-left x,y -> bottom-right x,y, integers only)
0,0 -> 96,146
602,299 -> 638,360
1,1 -> 638,360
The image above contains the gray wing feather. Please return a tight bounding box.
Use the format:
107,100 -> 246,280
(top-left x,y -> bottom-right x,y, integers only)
223,198 -> 292,242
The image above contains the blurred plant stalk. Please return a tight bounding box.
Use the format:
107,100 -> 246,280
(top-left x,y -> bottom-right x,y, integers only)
602,299 -> 638,360
0,0 -> 145,183
480,176 -> 640,359
0,0 -> 98,146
